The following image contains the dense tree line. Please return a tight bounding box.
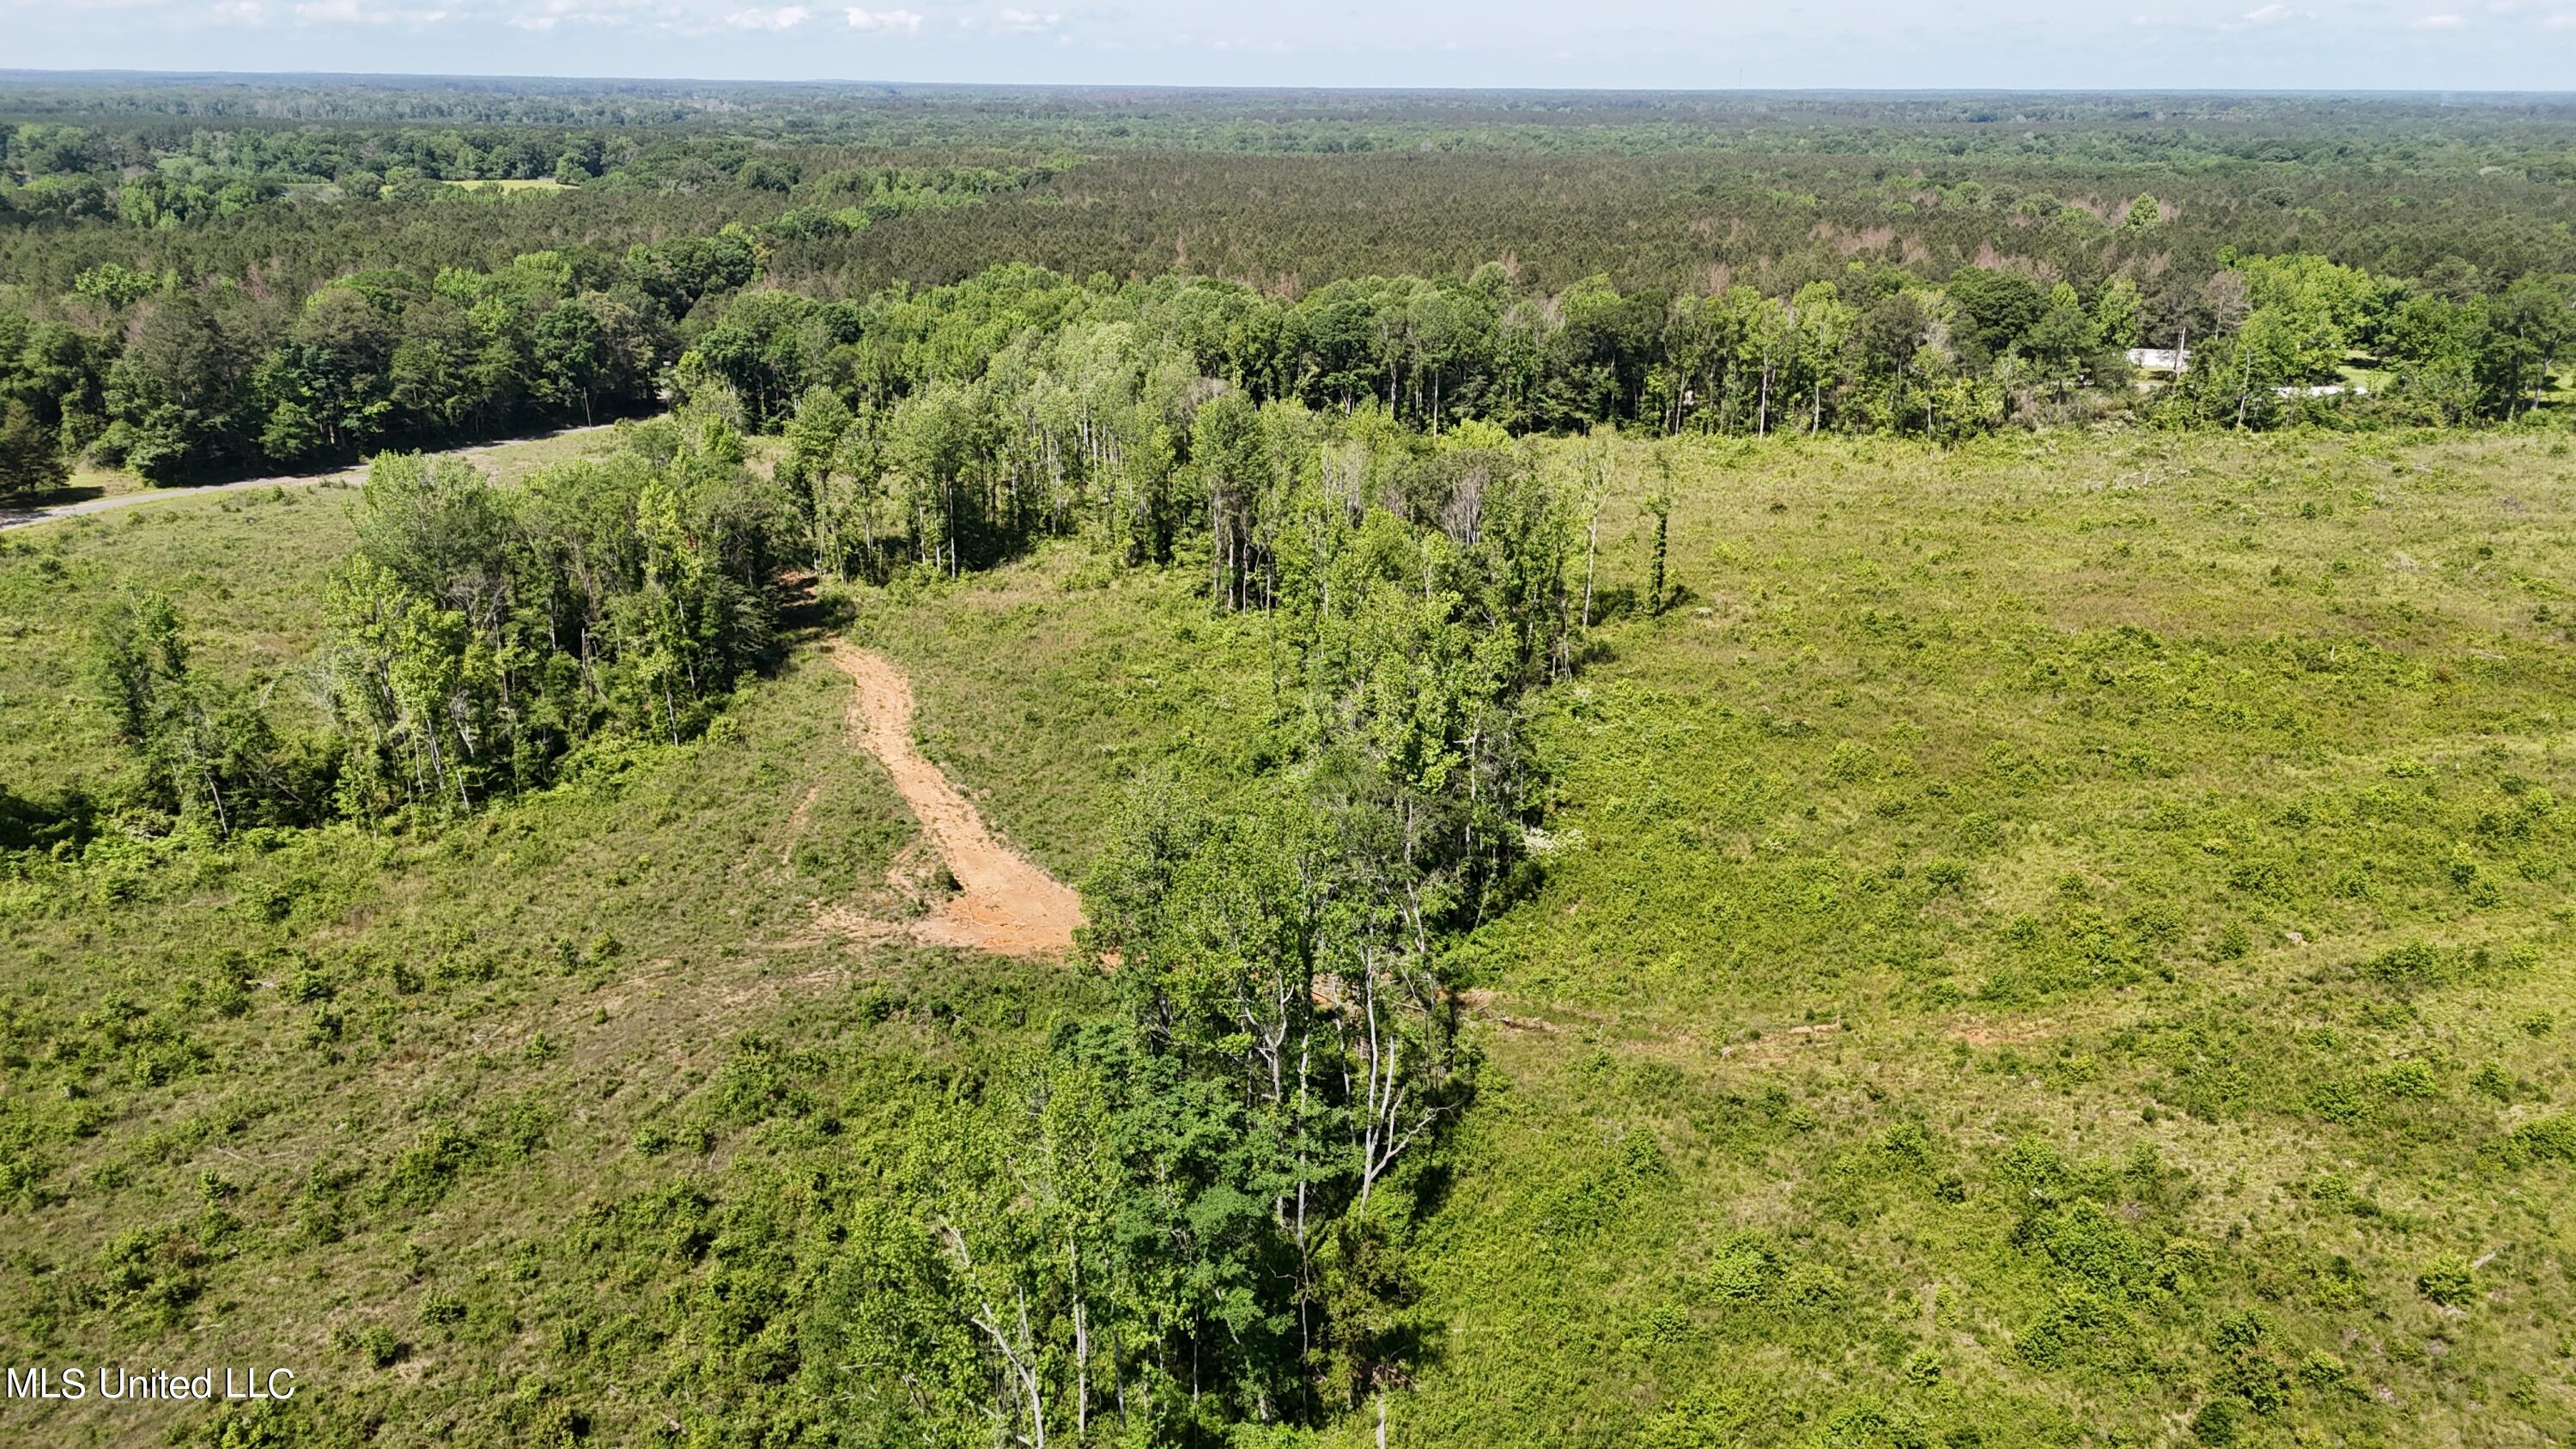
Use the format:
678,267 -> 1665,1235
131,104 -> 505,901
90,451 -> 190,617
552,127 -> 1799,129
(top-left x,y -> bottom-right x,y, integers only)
6,225 -> 2570,504
10,85 -> 2576,328
0,120 -> 1049,299
0,163 -> 1043,493
89,417 -> 791,832
2,117 -> 1052,230
2155,250 -> 2576,427
5,243 -> 684,487
714,250 -> 2569,558
778,145 -> 2576,304
14,77 -> 2576,172
15,131 -> 2573,313
322,418 -> 790,812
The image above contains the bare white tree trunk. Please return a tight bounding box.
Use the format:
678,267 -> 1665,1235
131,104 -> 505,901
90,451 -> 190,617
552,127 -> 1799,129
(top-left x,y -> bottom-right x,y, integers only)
941,1227 -> 1048,1448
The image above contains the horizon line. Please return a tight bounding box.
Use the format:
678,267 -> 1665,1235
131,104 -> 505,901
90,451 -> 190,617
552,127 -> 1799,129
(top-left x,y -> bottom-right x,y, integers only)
4,70 -> 2576,100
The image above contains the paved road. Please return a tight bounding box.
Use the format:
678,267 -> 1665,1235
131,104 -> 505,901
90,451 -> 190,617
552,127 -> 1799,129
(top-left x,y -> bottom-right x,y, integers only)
0,424 -> 619,533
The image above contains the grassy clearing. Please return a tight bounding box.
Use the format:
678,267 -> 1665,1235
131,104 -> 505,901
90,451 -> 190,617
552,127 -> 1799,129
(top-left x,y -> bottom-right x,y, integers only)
53,462 -> 148,503
845,539 -> 1282,875
433,178 -> 572,194
1,481 -> 363,802
1488,426 -> 2576,1020
6,423 -> 2576,1444
0,428 -> 647,807
1411,424 -> 2576,1446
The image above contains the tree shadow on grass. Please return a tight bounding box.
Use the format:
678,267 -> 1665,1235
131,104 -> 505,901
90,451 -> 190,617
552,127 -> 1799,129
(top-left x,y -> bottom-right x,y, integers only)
769,570 -> 857,661
0,782 -> 96,853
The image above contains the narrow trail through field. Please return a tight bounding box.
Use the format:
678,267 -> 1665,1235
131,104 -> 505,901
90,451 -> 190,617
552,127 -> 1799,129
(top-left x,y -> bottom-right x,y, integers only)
0,423 -> 618,533
825,640 -> 1085,958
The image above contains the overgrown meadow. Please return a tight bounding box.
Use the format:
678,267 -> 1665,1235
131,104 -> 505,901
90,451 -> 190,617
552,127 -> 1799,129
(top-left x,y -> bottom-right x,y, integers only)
5,421 -> 2569,1444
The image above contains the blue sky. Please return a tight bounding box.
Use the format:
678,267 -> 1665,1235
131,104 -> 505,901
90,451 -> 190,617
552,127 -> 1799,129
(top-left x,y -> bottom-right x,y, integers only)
6,0 -> 2574,90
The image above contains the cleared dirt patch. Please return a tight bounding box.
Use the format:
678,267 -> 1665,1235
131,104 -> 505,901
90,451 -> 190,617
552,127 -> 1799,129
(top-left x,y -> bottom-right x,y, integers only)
827,641 -> 1085,958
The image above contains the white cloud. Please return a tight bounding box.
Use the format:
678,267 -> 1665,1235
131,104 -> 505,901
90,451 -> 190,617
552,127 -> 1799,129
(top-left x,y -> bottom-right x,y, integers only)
502,0 -> 634,30
289,0 -> 445,21
19,0 -> 2576,88
2220,3 -> 2304,27
301,0 -> 380,20
845,5 -> 923,30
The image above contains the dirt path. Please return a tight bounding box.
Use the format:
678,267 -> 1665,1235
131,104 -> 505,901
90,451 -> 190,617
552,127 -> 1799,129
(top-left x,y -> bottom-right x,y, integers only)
826,640 -> 1085,958
0,424 -> 619,533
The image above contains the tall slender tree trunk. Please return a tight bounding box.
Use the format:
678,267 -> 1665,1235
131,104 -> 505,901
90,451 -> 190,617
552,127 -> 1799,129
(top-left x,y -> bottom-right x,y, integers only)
1581,516 -> 1600,629
1072,1249 -> 1089,1438
1649,509 -> 1668,614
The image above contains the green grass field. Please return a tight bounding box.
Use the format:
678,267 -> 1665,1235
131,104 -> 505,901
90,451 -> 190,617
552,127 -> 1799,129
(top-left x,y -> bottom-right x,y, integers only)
857,424 -> 2576,1444
4,423 -> 2575,1444
1406,426 -> 2576,1445
434,178 -> 572,194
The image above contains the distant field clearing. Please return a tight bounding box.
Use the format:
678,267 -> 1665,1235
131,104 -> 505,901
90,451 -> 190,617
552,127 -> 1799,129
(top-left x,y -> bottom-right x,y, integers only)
436,178 -> 570,192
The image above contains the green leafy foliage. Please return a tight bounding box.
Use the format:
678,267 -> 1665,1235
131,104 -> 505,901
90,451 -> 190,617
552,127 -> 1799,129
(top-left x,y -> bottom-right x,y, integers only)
8,80 -> 2576,1449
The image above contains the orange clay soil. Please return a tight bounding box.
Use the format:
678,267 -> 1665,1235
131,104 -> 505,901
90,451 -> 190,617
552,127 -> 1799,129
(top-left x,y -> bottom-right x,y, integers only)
827,640 -> 1085,959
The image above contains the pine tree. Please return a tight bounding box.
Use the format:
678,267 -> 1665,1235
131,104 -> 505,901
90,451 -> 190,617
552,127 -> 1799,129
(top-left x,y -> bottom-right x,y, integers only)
0,401 -> 70,500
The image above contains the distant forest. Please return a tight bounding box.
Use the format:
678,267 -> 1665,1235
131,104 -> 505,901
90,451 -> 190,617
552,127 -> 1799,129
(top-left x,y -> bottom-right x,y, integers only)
3,79 -> 2574,494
